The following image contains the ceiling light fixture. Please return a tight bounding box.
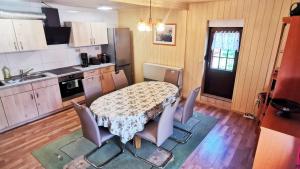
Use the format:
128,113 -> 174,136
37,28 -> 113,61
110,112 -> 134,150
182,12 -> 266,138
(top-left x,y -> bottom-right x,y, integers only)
137,0 -> 165,32
97,6 -> 113,11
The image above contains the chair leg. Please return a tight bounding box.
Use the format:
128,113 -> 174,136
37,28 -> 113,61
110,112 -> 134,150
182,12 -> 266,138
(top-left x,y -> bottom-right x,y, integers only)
131,140 -> 173,168
169,126 -> 192,144
84,142 -> 124,169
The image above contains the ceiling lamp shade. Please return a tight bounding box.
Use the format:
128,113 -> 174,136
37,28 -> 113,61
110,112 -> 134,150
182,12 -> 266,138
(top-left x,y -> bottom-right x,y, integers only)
137,0 -> 165,32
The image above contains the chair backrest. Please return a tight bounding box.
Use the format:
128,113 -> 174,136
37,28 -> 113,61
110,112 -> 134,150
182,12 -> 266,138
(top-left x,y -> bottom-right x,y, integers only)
182,87 -> 201,124
164,69 -> 180,87
157,98 -> 180,146
72,101 -> 102,147
112,70 -> 129,90
82,76 -> 102,107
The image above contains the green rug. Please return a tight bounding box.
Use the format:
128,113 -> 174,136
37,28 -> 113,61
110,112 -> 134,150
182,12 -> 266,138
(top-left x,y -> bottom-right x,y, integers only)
32,112 -> 217,169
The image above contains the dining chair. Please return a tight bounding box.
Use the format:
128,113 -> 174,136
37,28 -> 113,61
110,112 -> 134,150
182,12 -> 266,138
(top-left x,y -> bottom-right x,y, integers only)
172,86 -> 201,144
134,98 -> 180,168
82,76 -> 102,107
164,69 -> 183,97
112,70 -> 129,90
72,101 -> 123,168
164,69 -> 180,87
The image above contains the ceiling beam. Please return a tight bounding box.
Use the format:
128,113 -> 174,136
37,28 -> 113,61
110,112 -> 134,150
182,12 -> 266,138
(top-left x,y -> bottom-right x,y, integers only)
110,0 -> 189,10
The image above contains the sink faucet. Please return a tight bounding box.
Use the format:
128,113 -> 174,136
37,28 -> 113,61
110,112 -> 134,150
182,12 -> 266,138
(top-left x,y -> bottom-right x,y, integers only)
20,68 -> 34,78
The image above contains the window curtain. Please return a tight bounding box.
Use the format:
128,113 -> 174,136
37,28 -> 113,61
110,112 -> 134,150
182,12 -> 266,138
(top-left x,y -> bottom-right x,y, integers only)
211,31 -> 240,51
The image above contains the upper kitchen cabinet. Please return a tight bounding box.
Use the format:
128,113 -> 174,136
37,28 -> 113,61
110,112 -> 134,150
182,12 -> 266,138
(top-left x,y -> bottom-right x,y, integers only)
0,19 -> 47,53
66,21 -> 108,47
12,19 -> 47,51
91,22 -> 108,45
0,19 -> 18,53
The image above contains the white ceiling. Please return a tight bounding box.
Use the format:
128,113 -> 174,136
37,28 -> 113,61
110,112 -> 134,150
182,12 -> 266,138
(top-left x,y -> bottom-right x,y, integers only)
23,0 -> 141,9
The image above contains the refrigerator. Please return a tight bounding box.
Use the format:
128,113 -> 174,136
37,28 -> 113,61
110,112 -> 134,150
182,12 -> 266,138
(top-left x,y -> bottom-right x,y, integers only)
101,28 -> 134,85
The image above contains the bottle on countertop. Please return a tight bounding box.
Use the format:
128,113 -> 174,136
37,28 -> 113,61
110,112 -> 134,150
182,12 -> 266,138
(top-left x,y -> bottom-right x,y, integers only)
2,66 -> 11,79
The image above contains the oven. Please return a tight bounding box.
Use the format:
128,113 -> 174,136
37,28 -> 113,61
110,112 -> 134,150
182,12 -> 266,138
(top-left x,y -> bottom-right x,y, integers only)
58,73 -> 84,101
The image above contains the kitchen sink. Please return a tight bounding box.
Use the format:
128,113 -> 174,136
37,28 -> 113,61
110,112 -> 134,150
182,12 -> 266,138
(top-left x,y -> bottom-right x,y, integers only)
5,73 -> 48,84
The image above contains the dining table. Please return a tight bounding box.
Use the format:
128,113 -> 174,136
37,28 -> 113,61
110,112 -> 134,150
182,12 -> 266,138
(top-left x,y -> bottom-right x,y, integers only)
90,81 -> 179,148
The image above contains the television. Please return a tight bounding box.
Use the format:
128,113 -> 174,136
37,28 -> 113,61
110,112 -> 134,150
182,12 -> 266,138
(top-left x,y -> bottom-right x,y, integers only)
44,27 -> 71,45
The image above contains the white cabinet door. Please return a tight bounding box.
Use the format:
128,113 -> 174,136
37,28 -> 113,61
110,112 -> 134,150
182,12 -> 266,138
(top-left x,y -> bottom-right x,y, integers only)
68,22 -> 93,47
0,99 -> 9,130
2,91 -> 38,126
12,19 -> 47,51
0,19 -> 18,53
91,22 -> 108,45
34,85 -> 63,116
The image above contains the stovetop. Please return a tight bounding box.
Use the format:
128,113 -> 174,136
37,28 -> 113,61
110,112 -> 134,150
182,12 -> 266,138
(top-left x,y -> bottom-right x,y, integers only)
47,67 -> 80,75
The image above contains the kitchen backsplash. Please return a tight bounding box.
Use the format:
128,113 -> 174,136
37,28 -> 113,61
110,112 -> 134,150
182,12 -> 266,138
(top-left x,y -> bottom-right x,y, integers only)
0,45 -> 102,76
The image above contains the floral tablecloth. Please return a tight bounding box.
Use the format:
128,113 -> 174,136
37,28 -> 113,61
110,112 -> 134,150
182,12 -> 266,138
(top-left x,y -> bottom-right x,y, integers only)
90,81 -> 179,143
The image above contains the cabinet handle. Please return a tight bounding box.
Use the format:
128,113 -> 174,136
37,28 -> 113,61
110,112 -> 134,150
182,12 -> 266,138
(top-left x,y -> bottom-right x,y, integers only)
36,93 -> 39,98
19,41 -> 23,50
13,42 -> 18,50
90,38 -> 93,45
93,38 -> 96,44
30,94 -> 34,100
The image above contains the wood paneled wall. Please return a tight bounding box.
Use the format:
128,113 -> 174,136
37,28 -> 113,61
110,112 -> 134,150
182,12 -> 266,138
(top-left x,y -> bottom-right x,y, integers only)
119,0 -> 298,114
118,8 -> 187,82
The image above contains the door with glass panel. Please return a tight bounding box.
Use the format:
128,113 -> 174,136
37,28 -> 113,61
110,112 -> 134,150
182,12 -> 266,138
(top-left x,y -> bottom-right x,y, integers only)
203,27 -> 242,99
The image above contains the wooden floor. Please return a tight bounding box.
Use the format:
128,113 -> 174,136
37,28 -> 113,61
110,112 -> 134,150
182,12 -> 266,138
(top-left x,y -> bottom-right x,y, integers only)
0,103 -> 257,169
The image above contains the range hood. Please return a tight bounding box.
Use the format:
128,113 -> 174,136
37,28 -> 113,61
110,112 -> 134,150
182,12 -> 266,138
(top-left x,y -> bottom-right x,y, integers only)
42,7 -> 71,45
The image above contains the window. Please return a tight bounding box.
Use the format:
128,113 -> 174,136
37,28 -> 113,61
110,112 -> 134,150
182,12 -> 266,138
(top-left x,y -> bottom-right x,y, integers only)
210,31 -> 240,72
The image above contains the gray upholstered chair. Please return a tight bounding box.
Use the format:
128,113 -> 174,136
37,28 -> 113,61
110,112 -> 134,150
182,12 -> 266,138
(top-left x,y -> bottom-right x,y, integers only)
112,70 -> 129,90
82,76 -> 102,107
173,86 -> 201,143
72,101 -> 123,168
164,69 -> 180,87
134,98 -> 180,168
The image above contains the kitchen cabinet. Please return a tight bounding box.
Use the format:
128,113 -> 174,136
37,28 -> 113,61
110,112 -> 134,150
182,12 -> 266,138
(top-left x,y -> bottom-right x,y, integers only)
91,22 -> 108,45
100,72 -> 115,94
12,19 -> 47,51
2,91 -> 38,126
0,19 -> 18,53
0,100 -> 8,130
34,85 -> 63,116
0,19 -> 47,53
66,21 -> 108,47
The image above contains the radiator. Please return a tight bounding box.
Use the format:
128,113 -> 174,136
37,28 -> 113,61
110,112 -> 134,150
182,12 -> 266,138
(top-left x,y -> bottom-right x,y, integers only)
143,63 -> 183,87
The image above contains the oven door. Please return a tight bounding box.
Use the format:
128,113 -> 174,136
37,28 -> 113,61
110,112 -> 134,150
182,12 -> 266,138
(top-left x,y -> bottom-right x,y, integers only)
59,79 -> 84,101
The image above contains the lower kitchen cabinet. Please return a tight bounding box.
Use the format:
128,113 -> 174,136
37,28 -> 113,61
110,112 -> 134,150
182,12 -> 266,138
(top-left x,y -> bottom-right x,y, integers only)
2,91 -> 38,126
0,100 -> 8,130
34,85 -> 63,116
101,72 -> 115,94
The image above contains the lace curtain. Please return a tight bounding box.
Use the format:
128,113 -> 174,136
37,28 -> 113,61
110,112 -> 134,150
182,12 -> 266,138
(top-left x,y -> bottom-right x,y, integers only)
211,31 -> 240,51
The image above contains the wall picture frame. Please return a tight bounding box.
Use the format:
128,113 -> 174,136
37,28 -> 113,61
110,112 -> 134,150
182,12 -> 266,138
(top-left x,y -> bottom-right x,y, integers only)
153,24 -> 176,46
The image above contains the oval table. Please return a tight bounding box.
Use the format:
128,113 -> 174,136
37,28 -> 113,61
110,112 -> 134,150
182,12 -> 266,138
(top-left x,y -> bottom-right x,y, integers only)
90,81 -> 179,145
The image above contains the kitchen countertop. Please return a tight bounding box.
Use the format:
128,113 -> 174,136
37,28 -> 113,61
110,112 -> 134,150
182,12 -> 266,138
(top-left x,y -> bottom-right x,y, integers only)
0,63 -> 115,90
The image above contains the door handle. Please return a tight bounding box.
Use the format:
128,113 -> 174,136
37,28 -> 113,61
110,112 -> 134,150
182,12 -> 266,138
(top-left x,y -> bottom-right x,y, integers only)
19,41 -> 23,50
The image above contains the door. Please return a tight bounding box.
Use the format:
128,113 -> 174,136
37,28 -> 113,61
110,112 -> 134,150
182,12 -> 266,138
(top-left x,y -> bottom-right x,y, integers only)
204,27 -> 242,99
0,19 -> 18,53
100,72 -> 115,94
69,22 -> 93,47
115,28 -> 132,66
34,85 -> 63,115
0,99 -> 9,130
2,91 -> 38,126
12,19 -> 47,51
91,22 -> 108,45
